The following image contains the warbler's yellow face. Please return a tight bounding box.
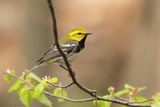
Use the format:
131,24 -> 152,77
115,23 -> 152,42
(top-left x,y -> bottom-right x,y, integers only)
68,28 -> 91,42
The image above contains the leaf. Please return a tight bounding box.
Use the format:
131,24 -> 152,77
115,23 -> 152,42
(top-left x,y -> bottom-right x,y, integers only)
151,94 -> 160,107
61,90 -> 68,97
108,86 -> 114,94
18,87 -> 33,107
33,84 -> 44,98
36,93 -> 52,107
4,69 -> 15,82
53,88 -> 61,96
28,72 -> 41,83
95,101 -> 109,107
115,89 -> 130,97
50,77 -> 58,84
58,90 -> 68,102
133,96 -> 147,103
137,87 -> 146,93
4,74 -> 13,82
53,88 -> 68,102
96,101 -> 112,107
41,79 -> 48,88
94,95 -> 113,107
124,84 -> 146,94
151,102 -> 160,107
124,84 -> 134,90
33,83 -> 52,107
8,80 -> 23,92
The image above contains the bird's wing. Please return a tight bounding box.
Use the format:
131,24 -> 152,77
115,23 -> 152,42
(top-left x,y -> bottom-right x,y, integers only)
36,41 -> 78,65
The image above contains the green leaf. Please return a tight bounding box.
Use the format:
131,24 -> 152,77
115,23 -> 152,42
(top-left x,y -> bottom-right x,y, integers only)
50,77 -> 58,84
59,90 -> 68,102
61,90 -> 68,97
8,80 -> 23,92
18,87 -> 33,107
33,84 -> 44,98
133,96 -> 147,103
151,94 -> 160,107
53,88 -> 61,96
115,89 -> 130,97
41,79 -> 48,88
53,88 -> 62,102
4,69 -> 15,82
36,93 -> 52,107
95,101 -> 109,107
28,72 -> 41,83
4,74 -> 13,82
33,83 -> 52,107
94,95 -> 113,107
124,84 -> 134,90
137,87 -> 146,93
151,102 -> 160,107
53,88 -> 68,102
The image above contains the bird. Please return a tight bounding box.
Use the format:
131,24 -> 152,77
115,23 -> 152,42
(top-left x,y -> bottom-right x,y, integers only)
29,27 -> 92,72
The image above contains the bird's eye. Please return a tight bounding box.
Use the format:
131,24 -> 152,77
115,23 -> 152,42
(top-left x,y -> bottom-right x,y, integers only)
78,32 -> 82,35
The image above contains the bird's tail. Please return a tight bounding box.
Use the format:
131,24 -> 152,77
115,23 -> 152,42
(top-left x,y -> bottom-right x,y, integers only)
29,65 -> 40,72
25,64 -> 42,77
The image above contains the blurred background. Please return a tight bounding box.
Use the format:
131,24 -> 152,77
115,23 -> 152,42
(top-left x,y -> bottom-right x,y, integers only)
0,0 -> 160,107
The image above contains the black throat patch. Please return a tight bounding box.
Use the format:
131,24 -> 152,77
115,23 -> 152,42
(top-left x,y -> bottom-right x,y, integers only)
75,36 -> 87,53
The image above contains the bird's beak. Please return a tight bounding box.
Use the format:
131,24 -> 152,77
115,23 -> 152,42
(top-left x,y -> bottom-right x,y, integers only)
86,33 -> 92,35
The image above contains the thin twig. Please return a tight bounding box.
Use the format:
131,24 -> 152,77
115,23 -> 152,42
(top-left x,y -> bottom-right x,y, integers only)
98,97 -> 151,107
45,90 -> 151,107
44,91 -> 95,103
3,71 -> 34,88
47,81 -> 74,88
131,99 -> 153,104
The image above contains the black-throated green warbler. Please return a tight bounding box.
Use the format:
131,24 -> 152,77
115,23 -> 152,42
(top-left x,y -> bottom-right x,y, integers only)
31,27 -> 92,71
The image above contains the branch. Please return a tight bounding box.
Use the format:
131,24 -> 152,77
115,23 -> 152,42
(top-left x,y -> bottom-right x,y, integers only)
47,0 -> 96,97
45,90 -> 151,107
4,70 -> 151,107
44,91 -> 95,103
4,71 -> 94,103
45,91 -> 151,107
47,81 -> 74,88
46,0 -> 151,107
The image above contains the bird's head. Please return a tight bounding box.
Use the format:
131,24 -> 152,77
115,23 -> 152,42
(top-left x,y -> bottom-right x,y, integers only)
68,28 -> 92,42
